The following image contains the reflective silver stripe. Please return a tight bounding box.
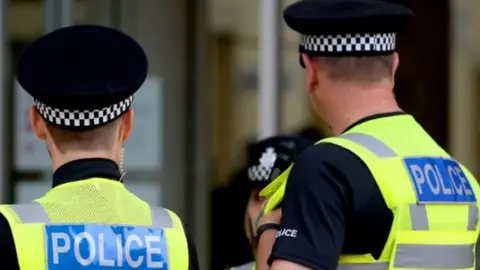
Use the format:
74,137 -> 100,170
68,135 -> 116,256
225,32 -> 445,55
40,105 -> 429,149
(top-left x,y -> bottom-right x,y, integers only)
410,204 -> 478,231
394,244 -> 474,269
338,262 -> 387,270
9,203 -> 51,223
150,207 -> 173,228
232,262 -> 254,270
409,204 -> 429,230
339,244 -> 474,270
340,133 -> 397,158
468,205 -> 478,231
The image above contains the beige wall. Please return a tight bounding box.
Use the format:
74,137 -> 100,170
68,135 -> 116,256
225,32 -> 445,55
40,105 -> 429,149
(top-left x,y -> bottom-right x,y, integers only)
209,0 -> 480,174
449,0 -> 480,175
209,0 -> 312,168
6,1 -> 88,40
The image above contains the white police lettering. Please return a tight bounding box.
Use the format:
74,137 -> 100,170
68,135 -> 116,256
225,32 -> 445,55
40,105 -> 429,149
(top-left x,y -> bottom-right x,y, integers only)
456,166 -> 473,195
52,233 -> 70,264
405,157 -> 476,203
115,235 -> 123,267
448,166 -> 463,195
146,235 -> 164,268
410,164 -> 424,194
99,233 -> 115,266
436,165 -> 452,195
276,228 -> 298,238
46,225 -> 168,270
424,163 -> 440,195
125,234 -> 144,267
74,232 -> 96,266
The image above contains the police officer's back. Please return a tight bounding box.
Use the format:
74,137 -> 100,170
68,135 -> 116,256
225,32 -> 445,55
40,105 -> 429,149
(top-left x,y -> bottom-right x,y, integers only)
254,1 -> 480,270
0,25 -> 198,269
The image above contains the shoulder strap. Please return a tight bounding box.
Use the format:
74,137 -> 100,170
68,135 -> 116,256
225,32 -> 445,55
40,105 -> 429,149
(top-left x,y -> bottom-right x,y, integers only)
319,132 -> 398,158
8,202 -> 51,224
150,206 -> 174,228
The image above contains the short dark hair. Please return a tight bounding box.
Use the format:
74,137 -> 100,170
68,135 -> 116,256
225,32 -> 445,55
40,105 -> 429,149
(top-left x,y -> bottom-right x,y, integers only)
314,55 -> 394,83
45,120 -> 119,154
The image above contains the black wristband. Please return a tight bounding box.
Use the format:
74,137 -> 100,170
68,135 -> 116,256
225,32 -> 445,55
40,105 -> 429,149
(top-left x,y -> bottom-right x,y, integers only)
255,223 -> 280,247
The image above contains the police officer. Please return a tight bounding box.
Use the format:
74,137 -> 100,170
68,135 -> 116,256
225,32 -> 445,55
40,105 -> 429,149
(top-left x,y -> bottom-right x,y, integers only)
229,136 -> 313,270
0,25 -> 199,269
254,1 -> 480,270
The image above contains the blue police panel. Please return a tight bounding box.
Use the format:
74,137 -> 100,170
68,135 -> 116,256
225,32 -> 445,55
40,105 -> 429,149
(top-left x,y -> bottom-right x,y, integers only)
404,157 -> 477,203
45,224 -> 169,270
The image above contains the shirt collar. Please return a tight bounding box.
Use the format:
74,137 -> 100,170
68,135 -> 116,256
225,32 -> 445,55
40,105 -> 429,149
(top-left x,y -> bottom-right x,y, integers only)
342,111 -> 407,134
52,158 -> 121,188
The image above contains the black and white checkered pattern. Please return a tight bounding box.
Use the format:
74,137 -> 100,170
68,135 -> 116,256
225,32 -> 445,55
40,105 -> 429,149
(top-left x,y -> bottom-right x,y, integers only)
248,147 -> 278,182
248,164 -> 273,182
35,96 -> 134,128
302,32 -> 396,54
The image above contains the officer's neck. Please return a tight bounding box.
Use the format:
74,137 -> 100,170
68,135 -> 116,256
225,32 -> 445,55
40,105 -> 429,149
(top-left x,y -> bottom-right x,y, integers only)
326,86 -> 401,136
51,150 -> 116,172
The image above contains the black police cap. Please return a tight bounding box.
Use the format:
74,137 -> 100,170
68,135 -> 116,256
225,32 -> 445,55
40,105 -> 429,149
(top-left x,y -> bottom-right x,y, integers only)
284,0 -> 414,58
247,135 -> 314,188
17,25 -> 148,130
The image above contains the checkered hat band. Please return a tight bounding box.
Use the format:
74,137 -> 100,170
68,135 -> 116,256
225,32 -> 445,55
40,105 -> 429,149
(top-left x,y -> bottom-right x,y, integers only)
35,96 -> 134,128
248,164 -> 272,182
302,32 -> 396,54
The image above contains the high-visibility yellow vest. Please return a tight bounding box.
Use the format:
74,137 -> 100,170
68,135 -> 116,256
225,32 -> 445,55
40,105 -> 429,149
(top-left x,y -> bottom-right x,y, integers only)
0,178 -> 189,270
229,261 -> 255,270
260,115 -> 480,270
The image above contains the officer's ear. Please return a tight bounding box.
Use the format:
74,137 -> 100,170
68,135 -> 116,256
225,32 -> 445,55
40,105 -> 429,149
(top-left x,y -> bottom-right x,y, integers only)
120,108 -> 134,141
302,53 -> 318,94
392,52 -> 399,80
30,105 -> 47,140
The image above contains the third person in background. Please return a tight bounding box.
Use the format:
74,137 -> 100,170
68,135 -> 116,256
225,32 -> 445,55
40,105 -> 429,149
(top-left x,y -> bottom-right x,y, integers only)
255,1 -> 480,270
230,135 -> 313,270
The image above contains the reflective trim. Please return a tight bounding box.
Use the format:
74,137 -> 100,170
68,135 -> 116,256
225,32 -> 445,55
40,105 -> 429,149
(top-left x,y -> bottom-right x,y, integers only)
410,204 -> 478,231
150,206 -> 173,228
232,262 -> 254,270
338,262 -> 387,270
394,244 -> 474,269
409,204 -> 429,230
341,133 -> 397,158
468,205 -> 478,231
339,244 -> 474,270
9,203 -> 51,224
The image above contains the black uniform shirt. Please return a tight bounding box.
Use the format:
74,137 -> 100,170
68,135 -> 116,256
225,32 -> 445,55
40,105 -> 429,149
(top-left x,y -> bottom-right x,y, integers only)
269,112 -> 406,270
0,158 -> 200,270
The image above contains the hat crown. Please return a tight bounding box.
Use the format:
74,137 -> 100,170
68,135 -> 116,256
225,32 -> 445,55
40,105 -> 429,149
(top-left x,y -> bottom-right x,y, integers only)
17,25 -> 148,129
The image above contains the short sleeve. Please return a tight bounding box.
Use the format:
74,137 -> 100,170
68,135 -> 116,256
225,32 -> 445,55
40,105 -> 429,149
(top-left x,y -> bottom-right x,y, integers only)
269,143 -> 354,270
0,213 -> 19,269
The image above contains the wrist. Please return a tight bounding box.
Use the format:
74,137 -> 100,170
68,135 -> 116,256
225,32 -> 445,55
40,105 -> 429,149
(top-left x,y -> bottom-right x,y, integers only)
255,223 -> 280,247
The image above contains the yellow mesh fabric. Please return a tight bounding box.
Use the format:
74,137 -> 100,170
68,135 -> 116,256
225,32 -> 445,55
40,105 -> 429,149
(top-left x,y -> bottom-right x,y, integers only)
35,178 -> 153,225
1,178 -> 189,270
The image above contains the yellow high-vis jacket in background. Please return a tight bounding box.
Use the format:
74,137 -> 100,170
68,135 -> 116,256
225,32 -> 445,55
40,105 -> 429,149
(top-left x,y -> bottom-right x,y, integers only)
229,261 -> 255,270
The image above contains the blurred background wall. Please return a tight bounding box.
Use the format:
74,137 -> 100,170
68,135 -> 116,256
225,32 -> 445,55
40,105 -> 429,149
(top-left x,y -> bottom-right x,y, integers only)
2,0 -> 480,269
